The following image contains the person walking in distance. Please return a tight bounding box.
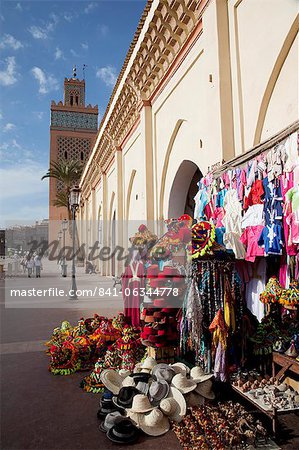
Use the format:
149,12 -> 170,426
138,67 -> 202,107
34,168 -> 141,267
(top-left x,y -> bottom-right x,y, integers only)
34,254 -> 42,278
26,255 -> 34,278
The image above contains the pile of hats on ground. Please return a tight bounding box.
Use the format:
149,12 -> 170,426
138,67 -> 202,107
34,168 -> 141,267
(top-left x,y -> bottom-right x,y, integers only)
81,325 -> 145,393
140,307 -> 180,349
96,357 -> 215,445
172,401 -> 269,449
45,313 -> 145,381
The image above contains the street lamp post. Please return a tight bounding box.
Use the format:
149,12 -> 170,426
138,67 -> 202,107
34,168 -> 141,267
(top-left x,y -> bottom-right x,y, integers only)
57,231 -> 62,276
69,185 -> 80,300
61,219 -> 68,277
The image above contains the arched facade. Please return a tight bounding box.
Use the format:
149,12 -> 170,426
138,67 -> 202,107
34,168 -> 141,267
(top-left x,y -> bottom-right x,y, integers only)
78,0 -> 298,276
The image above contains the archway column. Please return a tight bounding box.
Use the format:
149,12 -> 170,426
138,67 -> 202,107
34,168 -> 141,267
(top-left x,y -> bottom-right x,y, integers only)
101,172 -> 108,276
140,101 -> 154,223
115,147 -> 124,276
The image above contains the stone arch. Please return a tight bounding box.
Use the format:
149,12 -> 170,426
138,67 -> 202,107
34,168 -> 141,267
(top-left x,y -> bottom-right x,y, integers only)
254,16 -> 299,145
159,119 -> 185,220
126,169 -> 137,221
168,160 -> 202,218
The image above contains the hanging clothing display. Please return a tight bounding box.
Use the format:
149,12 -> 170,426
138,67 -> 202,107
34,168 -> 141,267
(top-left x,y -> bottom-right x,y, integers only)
122,261 -> 145,327
180,259 -> 243,377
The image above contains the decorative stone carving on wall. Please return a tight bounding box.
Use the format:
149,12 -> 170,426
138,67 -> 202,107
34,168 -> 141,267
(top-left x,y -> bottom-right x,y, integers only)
51,111 -> 98,130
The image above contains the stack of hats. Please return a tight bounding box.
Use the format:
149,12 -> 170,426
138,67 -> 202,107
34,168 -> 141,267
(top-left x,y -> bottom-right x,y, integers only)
81,326 -> 145,393
99,412 -> 140,445
129,224 -> 158,252
97,388 -> 122,420
145,265 -> 186,308
98,358 -> 215,442
46,314 -> 127,377
141,308 -> 180,349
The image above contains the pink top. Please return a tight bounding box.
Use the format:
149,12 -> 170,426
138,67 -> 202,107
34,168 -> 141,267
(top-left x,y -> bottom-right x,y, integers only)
286,213 -> 299,245
240,225 -> 264,262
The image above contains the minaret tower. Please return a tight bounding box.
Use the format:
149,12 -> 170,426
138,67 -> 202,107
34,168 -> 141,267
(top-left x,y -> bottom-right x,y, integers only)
49,67 -> 98,241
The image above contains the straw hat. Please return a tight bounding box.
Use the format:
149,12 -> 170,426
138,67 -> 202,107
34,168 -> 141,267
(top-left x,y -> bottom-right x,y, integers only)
170,362 -> 190,376
140,357 -> 157,373
100,369 -> 123,395
126,410 -> 143,427
159,397 -> 182,423
119,369 -> 131,378
133,362 -> 143,373
185,391 -> 205,407
163,386 -> 186,420
194,379 -> 215,400
152,363 -> 175,383
171,373 -> 197,394
122,376 -> 136,387
190,366 -> 213,383
139,409 -> 170,436
149,380 -> 169,405
128,394 -> 155,413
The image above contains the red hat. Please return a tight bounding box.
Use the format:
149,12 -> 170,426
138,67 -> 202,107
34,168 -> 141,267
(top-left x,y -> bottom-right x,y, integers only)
143,326 -> 154,336
162,267 -> 179,276
172,276 -> 185,284
138,224 -> 147,232
147,265 -> 159,278
158,330 -> 166,336
178,227 -> 191,244
178,214 -> 193,225
161,308 -> 177,314
154,299 -> 168,308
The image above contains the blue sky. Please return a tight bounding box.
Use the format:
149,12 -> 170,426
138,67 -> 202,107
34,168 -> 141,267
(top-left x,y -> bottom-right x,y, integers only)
0,0 -> 146,228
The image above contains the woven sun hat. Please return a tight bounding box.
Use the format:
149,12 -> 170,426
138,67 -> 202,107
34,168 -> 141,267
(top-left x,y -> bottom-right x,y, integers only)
133,362 -> 143,373
152,363 -> 175,384
190,366 -> 213,383
112,386 -> 140,410
185,391 -> 205,407
149,380 -> 169,405
171,373 -> 197,394
136,381 -> 149,396
100,369 -> 123,395
194,378 -> 215,400
119,369 -> 131,379
164,386 -> 186,419
139,408 -> 170,436
126,410 -> 143,427
122,376 -> 136,388
99,411 -> 124,433
128,394 -> 155,413
170,362 -> 190,376
107,418 -> 139,444
140,356 -> 157,373
159,397 -> 182,423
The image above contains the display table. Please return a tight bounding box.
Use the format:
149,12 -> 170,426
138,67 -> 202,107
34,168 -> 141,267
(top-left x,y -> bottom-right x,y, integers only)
231,384 -> 299,436
272,352 -> 299,381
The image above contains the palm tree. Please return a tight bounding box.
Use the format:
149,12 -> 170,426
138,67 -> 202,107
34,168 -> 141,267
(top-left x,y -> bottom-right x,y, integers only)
42,160 -> 83,218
